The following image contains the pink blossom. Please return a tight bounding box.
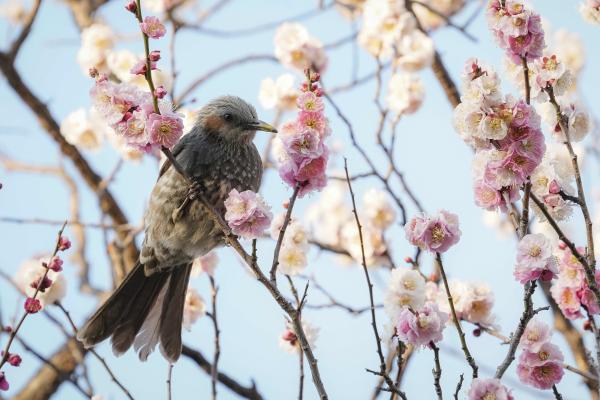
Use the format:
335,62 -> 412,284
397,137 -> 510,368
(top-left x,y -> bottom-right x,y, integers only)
282,128 -> 324,161
154,86 -> 167,99
115,108 -> 148,148
473,180 -> 503,210
125,0 -> 137,13
297,111 -> 330,138
467,378 -> 513,400
395,302 -> 449,348
513,233 -> 557,284
30,275 -> 53,292
58,236 -> 71,251
7,353 -> 22,367
520,319 -> 551,352
47,256 -> 63,272
146,112 -> 183,149
149,50 -> 161,62
24,298 -> 42,314
224,189 -> 272,240
551,283 -> 582,319
517,342 -> 564,389
405,210 -> 461,253
296,91 -> 324,112
140,16 -> 166,39
0,371 -> 8,391
279,151 -> 328,198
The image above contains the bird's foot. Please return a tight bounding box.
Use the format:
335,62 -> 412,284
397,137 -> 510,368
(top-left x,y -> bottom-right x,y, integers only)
186,180 -> 203,201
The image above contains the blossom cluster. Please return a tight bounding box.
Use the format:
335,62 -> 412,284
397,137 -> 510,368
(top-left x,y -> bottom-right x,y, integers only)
91,77 -> 183,153
274,23 -> 327,73
513,233 -> 557,284
428,279 -> 496,327
384,269 -> 449,348
270,214 -> 309,276
467,378 -> 513,400
454,59 -> 545,212
517,319 -> 564,390
551,245 -> 600,320
405,210 -> 461,253
304,183 -> 396,267
357,0 -> 433,117
258,74 -> 300,111
579,0 -> 600,24
1,236 -> 71,392
224,189 -> 272,240
274,72 -> 330,198
487,0 -> 545,64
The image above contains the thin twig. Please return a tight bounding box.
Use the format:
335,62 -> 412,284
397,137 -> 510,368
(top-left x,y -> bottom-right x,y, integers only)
167,363 -> 174,400
344,159 -> 406,399
435,253 -> 478,378
431,343 -> 443,400
453,374 -> 464,400
209,276 -> 221,400
270,184 -> 301,284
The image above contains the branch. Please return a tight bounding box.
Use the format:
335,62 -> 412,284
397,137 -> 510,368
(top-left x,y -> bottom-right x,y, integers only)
6,0 -> 42,61
208,276 -> 220,400
431,343 -> 443,400
344,159 -> 407,399
182,345 -> 264,400
270,184 -> 301,284
435,253 -> 478,378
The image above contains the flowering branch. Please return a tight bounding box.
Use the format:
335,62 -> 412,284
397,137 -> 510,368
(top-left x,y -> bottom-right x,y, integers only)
344,159 -> 407,399
435,253 -> 478,378
270,183 -> 301,284
0,222 -> 66,370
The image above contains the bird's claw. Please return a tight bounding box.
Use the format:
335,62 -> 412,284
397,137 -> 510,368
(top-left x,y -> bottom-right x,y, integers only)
186,181 -> 202,201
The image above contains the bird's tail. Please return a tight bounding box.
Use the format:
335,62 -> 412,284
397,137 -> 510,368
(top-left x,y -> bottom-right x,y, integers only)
77,261 -> 192,363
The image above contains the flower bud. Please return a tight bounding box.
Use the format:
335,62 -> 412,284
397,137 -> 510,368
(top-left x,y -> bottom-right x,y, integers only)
48,256 -> 63,272
472,328 -> 481,337
154,86 -> 167,99
149,50 -> 161,62
24,298 -> 42,314
125,0 -> 137,13
7,354 -> 21,367
88,67 -> 98,78
58,236 -> 71,251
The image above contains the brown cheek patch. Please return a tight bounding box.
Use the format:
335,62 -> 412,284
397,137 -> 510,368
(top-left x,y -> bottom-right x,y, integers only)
204,115 -> 224,134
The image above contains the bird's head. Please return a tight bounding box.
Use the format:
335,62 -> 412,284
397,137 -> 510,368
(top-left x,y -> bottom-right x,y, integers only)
194,95 -> 277,143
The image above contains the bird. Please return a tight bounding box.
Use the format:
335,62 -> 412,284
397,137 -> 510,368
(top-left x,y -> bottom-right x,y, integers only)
77,96 -> 277,362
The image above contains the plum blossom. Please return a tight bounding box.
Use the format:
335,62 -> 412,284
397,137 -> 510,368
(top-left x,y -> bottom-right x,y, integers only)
24,297 -> 42,313
530,157 -> 575,222
16,257 -> 67,308
431,280 -> 496,326
513,233 -> 557,284
363,188 -> 396,230
538,100 -> 591,143
191,252 -> 218,277
273,23 -> 327,72
340,220 -> 387,267
413,0 -> 465,30
182,288 -> 205,330
487,1 -> 545,64
279,320 -> 319,354
60,108 -> 104,151
270,216 -> 309,276
140,16 -> 166,39
0,371 -> 8,391
385,73 -> 424,116
520,319 -> 552,352
579,0 -> 600,24
384,269 -> 426,320
146,112 -> 183,148
517,342 -> 564,389
276,75 -> 329,198
551,246 -> 600,319
395,302 -> 448,348
405,210 -> 461,253
395,30 -> 434,71
224,189 -> 272,240
7,353 -> 21,367
258,74 -> 299,111
77,23 -> 115,74
305,181 -> 352,247
467,377 -> 513,400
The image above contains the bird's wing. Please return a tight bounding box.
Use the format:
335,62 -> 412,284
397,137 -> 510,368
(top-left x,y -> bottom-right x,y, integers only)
158,133 -> 222,180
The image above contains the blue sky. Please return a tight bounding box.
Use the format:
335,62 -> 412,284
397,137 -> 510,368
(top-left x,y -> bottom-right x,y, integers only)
1,1 -> 600,399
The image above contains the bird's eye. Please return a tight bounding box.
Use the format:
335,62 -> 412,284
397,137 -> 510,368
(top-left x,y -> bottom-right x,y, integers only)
223,113 -> 232,121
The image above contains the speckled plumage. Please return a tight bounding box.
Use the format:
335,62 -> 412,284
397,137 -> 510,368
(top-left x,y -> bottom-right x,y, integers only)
77,96 -> 271,363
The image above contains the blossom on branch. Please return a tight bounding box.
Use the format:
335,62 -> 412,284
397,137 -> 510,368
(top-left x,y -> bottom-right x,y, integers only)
395,302 -> 449,348
467,378 -> 513,400
224,189 -> 272,240
513,233 -> 557,284
274,23 -> 327,72
405,210 -> 461,253
140,16 -> 166,39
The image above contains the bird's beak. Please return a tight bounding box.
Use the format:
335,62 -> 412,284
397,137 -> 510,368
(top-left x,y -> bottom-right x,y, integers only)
248,120 -> 277,133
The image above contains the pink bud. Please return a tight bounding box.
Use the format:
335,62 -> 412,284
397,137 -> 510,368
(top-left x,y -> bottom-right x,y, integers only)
301,82 -> 309,92
540,270 -> 555,281
548,180 -> 561,194
154,86 -> 167,99
0,371 -> 9,391
30,276 -> 53,292
3,325 -> 12,333
130,60 -> 147,75
282,329 -> 297,343
58,236 -> 71,251
7,354 -> 21,367
313,87 -> 324,97
472,328 -> 481,337
282,199 -> 290,209
24,298 -> 42,314
403,256 -> 413,264
96,74 -> 108,83
558,241 -> 567,250
48,256 -> 63,272
149,50 -> 161,62
88,67 -> 98,78
125,0 -> 137,13
310,72 -> 320,82
428,272 -> 439,282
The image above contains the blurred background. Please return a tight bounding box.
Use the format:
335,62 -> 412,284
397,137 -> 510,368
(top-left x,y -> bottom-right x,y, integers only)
1,0 -> 599,399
